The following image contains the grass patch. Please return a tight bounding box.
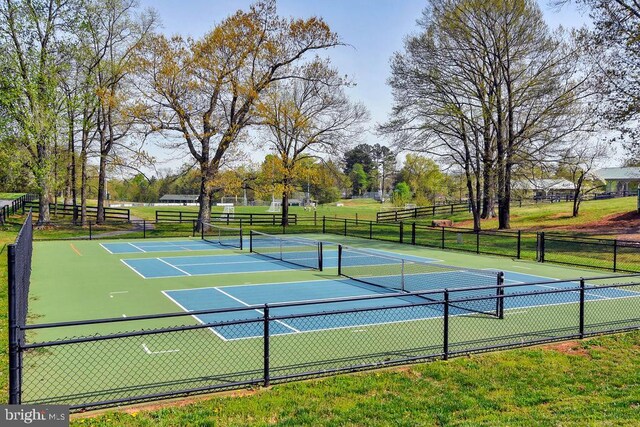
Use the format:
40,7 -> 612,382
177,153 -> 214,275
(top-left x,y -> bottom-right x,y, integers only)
0,193 -> 25,200
72,332 -> 640,426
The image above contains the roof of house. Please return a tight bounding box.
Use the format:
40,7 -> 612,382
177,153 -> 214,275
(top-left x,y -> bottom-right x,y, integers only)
513,178 -> 575,191
159,194 -> 200,201
593,167 -> 640,181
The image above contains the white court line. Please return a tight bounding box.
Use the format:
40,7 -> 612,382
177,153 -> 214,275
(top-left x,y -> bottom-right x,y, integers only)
99,243 -> 114,254
157,258 -> 192,276
161,291 -> 228,341
213,287 -> 301,333
536,284 -> 610,300
163,278 -> 338,293
120,259 -> 148,279
141,343 -> 180,355
128,242 -> 147,253
509,265 -> 532,270
122,314 -> 127,317
109,291 -> 129,295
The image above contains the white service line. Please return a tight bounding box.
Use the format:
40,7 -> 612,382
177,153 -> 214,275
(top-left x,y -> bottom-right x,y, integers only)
128,242 -> 147,253
161,290 -> 229,341
99,243 -> 114,254
120,259 -> 148,279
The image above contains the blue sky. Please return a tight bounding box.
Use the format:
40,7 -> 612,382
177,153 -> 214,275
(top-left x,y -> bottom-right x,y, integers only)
137,0 -> 593,172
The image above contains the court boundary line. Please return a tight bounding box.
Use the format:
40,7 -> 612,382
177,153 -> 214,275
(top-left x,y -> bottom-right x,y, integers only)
212,287 -> 300,333
120,259 -> 148,279
160,290 -> 229,341
128,242 -> 146,253
99,243 -> 115,254
157,258 -> 192,276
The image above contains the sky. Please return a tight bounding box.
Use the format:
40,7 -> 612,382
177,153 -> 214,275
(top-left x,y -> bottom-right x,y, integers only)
136,0 -> 594,175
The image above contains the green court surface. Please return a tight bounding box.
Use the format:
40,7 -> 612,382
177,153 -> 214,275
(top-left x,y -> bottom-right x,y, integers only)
22,235 -> 640,408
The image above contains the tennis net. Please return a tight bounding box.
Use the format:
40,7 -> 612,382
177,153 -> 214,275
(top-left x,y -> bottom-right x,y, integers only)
201,222 -> 243,249
250,231 -> 323,271
338,245 -> 503,317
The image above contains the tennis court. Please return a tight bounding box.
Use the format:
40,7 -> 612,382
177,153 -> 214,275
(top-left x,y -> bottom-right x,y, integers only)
18,230 -> 640,409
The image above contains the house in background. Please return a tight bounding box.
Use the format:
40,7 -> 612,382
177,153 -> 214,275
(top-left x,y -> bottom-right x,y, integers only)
512,178 -> 576,201
593,167 -> 640,195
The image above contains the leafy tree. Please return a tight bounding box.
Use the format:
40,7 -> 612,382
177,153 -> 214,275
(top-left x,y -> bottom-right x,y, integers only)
349,163 -> 368,196
397,154 -> 445,205
391,181 -> 412,206
343,144 -> 374,175
135,0 -> 343,230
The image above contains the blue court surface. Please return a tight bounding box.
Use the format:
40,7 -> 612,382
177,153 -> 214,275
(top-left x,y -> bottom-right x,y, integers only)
101,240 -> 227,254
163,271 -> 640,340
120,249 -> 439,279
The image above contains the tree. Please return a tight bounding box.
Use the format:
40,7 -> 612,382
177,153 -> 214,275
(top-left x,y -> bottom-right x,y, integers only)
0,0 -> 74,223
256,60 -> 368,224
343,144 -> 374,175
391,181 -> 412,206
381,0 -> 593,229
136,0 -> 342,229
349,163 -> 368,196
557,140 -> 607,216
556,1 -> 640,159
397,154 -> 445,205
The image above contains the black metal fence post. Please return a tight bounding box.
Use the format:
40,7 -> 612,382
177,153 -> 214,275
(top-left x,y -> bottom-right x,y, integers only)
443,290 -> 449,361
143,220 -> 146,239
476,231 -> 480,254
322,216 -> 326,234
369,221 -> 373,239
8,244 -> 21,404
399,222 -> 404,244
497,272 -> 505,319
579,278 -> 585,338
517,230 -> 522,259
263,304 -> 270,387
344,218 -> 347,236
613,239 -> 618,272
89,222 -> 93,240
441,227 -> 445,249
337,245 -> 343,275
411,223 -> 416,245
537,232 -> 545,262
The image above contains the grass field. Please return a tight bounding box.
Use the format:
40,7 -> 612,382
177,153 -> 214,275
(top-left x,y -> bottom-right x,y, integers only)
0,193 -> 25,200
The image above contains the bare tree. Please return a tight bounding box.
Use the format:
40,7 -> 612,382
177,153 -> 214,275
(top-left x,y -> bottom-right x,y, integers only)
257,60 -> 368,225
135,0 -> 343,228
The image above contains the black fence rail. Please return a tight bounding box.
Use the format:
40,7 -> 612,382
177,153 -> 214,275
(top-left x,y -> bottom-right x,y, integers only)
23,201 -> 130,222
377,203 -> 470,222
14,274 -> 640,410
537,232 -> 640,273
155,210 -> 297,225
0,194 -> 37,224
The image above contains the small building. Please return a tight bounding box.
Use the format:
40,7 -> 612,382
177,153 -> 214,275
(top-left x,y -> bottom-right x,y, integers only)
158,194 -> 200,205
512,178 -> 576,200
593,167 -> 640,195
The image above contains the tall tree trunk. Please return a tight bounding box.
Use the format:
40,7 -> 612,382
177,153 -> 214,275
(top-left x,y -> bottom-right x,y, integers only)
196,161 -> 212,231
96,152 -> 107,223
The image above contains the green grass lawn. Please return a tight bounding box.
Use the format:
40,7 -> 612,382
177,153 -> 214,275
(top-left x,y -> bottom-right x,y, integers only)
0,193 -> 25,200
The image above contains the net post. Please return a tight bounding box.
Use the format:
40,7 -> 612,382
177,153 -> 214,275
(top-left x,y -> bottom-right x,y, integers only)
250,230 -> 254,253
443,290 -> 449,361
337,245 -> 343,276
497,272 -> 505,319
579,278 -> 585,338
263,304 -> 270,387
318,242 -> 323,271
401,259 -> 405,292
